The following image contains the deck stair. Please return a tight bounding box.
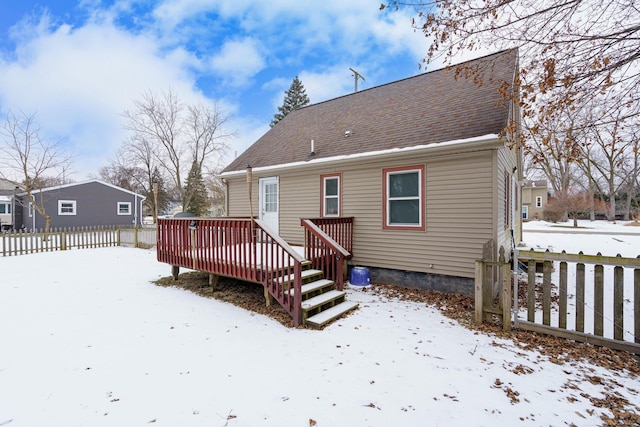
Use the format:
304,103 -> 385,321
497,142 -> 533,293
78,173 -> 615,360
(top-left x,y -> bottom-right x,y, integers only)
277,266 -> 358,327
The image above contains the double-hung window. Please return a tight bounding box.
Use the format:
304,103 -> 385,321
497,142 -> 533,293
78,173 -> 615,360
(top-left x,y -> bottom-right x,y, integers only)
535,196 -> 542,208
58,200 -> 77,215
383,165 -> 425,231
118,202 -> 132,215
321,174 -> 341,217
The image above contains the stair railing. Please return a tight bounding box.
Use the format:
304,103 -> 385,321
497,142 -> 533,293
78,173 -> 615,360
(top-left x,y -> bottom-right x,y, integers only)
301,219 -> 351,290
304,217 -> 354,256
254,219 -> 305,326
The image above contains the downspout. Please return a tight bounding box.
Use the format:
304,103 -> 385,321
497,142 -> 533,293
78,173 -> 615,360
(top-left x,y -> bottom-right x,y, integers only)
511,172 -> 519,329
134,194 -> 139,227
222,178 -> 229,216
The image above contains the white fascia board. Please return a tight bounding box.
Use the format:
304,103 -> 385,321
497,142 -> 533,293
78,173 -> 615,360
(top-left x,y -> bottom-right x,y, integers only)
16,179 -> 146,200
219,133 -> 502,178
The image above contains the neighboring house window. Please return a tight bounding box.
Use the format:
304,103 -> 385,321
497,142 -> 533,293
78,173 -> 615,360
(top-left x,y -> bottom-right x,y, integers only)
522,205 -> 528,220
0,202 -> 10,214
118,202 -> 132,215
535,196 -> 542,208
58,200 -> 77,215
383,165 -> 425,231
321,173 -> 341,217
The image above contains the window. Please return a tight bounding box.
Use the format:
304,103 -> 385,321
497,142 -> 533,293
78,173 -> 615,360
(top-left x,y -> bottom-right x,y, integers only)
0,202 -> 10,214
117,202 -> 132,215
58,200 -> 77,215
383,165 -> 425,231
535,196 -> 542,208
504,172 -> 511,228
264,183 -> 278,213
522,205 -> 528,220
321,174 -> 341,217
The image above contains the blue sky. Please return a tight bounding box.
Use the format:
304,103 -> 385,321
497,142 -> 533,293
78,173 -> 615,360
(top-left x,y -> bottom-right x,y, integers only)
0,0 -> 437,180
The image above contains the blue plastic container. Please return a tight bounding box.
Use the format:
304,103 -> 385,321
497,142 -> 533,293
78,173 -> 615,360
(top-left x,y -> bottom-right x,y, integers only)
350,267 -> 371,287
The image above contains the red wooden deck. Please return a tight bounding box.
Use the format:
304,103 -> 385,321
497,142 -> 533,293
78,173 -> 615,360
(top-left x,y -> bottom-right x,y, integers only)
156,217 -> 353,326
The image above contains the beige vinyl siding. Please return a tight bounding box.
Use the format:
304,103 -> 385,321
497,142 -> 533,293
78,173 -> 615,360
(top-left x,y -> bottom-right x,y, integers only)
227,178 -> 251,216
496,144 -> 518,254
343,151 -> 494,278
226,146 -> 498,279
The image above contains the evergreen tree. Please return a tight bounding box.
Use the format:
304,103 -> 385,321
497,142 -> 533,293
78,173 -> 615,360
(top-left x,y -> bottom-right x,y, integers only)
150,167 -> 170,218
270,76 -> 310,127
184,161 -> 209,216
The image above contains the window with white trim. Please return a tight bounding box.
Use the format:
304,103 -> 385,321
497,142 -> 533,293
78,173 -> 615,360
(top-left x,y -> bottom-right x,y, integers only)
58,200 -> 77,215
383,165 -> 425,230
0,202 -> 10,214
118,202 -> 132,215
522,205 -> 528,220
535,196 -> 542,208
321,174 -> 341,217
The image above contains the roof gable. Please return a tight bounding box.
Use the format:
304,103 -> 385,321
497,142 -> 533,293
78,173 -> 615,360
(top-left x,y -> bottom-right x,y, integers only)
17,179 -> 146,199
223,49 -> 518,173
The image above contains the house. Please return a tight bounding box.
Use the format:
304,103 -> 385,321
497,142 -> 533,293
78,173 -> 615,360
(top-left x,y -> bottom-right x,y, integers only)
0,178 -> 21,231
218,49 -> 522,297
521,180 -> 548,221
16,180 -> 146,230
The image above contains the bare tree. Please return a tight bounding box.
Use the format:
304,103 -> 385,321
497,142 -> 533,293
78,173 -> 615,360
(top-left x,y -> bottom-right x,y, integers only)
382,0 -> 640,157
122,90 -> 231,214
0,111 -> 73,233
578,107 -> 632,221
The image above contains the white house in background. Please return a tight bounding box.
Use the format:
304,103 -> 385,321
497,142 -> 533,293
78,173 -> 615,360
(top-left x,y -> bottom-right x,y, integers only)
521,180 -> 548,220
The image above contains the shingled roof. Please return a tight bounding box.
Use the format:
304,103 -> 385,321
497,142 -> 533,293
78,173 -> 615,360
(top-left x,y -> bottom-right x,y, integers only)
223,49 -> 518,173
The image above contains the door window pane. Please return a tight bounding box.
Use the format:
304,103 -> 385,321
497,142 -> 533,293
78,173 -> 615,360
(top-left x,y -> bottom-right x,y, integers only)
264,183 -> 278,212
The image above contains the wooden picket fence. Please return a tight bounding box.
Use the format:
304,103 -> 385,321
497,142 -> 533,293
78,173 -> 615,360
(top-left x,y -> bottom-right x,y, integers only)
476,243 -> 640,354
1,226 -> 158,256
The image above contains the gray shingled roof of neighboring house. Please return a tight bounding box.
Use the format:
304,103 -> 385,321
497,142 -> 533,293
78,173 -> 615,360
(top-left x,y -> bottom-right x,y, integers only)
523,180 -> 548,188
223,49 -> 518,174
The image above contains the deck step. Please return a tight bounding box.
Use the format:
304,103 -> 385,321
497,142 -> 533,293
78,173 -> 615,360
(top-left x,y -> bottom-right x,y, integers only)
288,278 -> 334,297
306,301 -> 359,328
301,290 -> 345,311
277,268 -> 323,285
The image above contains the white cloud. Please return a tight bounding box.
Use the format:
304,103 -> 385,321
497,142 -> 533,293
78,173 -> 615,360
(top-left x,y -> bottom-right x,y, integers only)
0,15 -> 213,179
208,38 -> 266,86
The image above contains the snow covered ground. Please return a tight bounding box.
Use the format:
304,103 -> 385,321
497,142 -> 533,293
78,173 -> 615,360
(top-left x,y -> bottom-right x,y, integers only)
0,222 -> 638,426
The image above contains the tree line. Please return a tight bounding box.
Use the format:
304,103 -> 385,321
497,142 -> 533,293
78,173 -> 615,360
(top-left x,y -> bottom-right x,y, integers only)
382,0 -> 640,221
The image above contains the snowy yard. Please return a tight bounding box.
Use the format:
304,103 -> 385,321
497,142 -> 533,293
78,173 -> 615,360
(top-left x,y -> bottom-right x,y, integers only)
0,221 -> 639,426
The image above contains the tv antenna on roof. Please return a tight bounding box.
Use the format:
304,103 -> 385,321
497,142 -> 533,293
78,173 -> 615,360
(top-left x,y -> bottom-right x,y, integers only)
349,67 -> 365,92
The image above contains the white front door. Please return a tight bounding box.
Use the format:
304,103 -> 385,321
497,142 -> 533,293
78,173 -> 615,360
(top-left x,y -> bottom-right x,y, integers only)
259,176 -> 279,235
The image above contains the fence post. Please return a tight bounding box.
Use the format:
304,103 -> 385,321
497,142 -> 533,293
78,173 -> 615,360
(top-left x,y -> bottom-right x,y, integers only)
613,255 -> 624,341
474,260 -> 483,324
499,247 -> 511,331
134,227 -> 139,248
635,258 -> 639,344
61,227 -> 67,251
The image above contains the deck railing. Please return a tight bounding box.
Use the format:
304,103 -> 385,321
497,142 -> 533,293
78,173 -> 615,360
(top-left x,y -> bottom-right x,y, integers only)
301,218 -> 352,290
156,218 -> 305,325
305,217 -> 354,256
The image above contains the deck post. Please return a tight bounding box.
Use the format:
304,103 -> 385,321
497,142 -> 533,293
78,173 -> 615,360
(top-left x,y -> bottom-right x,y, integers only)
172,265 -> 180,280
264,287 -> 274,307
209,274 -> 219,291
